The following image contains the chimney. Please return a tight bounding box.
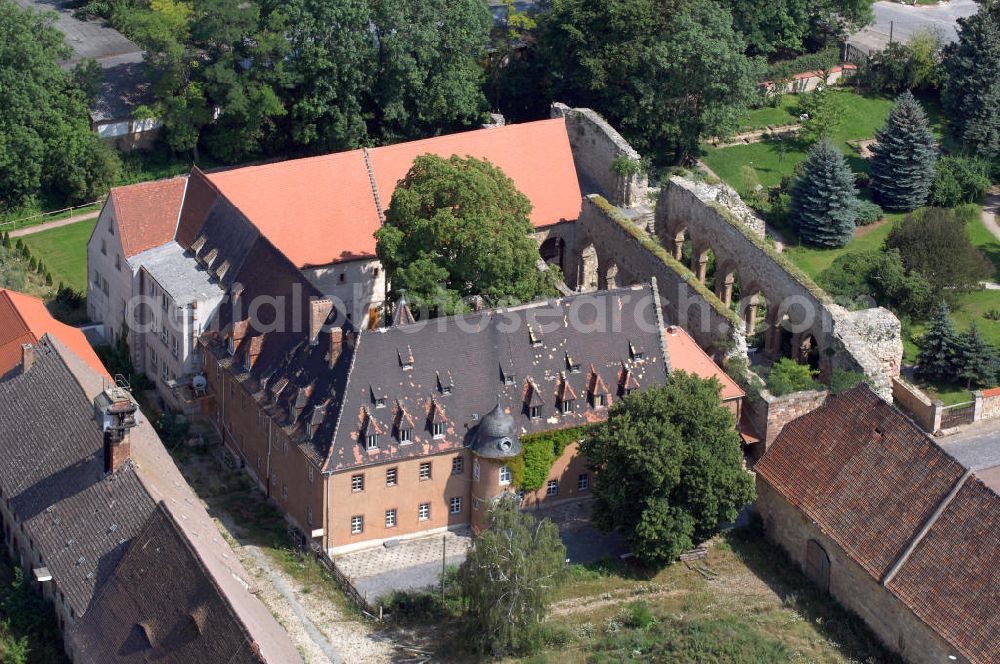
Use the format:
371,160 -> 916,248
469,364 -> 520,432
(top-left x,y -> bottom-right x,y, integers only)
94,383 -> 142,474
20,344 -> 34,374
309,298 -> 333,345
328,327 -> 344,368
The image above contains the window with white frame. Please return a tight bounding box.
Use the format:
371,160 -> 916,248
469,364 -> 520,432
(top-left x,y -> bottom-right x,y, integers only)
547,479 -> 559,496
578,474 -> 589,491
561,398 -> 575,414
449,497 -> 462,514
499,465 -> 512,486
386,468 -> 397,486
351,474 -> 364,492
451,456 -> 463,475
385,509 -> 397,528
432,422 -> 445,439
399,427 -> 411,443
529,405 -> 541,419
351,515 -> 363,534
419,462 -> 431,480
366,433 -> 379,450
418,503 -> 430,521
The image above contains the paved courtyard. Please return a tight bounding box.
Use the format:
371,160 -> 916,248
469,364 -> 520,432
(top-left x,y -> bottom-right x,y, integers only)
334,500 -> 629,603
938,420 -> 1000,493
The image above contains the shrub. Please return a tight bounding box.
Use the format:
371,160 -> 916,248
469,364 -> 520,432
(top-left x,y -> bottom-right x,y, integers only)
766,358 -> 820,396
627,601 -> 657,629
384,590 -> 447,624
854,200 -> 882,225
930,156 -> 992,207
829,368 -> 870,394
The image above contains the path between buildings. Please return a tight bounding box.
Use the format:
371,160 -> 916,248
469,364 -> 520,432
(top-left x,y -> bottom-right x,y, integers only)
8,210 -> 100,238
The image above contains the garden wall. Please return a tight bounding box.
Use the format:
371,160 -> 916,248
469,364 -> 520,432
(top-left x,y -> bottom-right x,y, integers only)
892,378 -> 942,433
746,389 -> 828,453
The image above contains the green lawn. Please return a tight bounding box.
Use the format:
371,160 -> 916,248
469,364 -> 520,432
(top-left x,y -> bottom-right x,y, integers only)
703,90 -> 943,192
21,219 -> 96,294
738,95 -> 802,132
782,214 -> 902,281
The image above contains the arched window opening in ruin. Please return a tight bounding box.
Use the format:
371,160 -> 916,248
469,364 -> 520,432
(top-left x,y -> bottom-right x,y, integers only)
578,243 -> 598,292
797,332 -> 821,371
539,237 -> 565,275
603,262 -> 619,290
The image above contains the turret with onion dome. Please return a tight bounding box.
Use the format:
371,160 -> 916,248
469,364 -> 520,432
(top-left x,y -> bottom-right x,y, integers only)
470,399 -> 521,532
471,399 -> 521,460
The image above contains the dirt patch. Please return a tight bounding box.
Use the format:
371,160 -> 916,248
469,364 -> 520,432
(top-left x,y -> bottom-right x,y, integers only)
854,216 -> 890,238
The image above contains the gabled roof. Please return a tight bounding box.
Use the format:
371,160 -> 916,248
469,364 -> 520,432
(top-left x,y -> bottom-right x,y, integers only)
202,118 -> 582,268
757,386 -> 1000,662
0,289 -> 109,380
108,176 -> 187,258
72,504 -> 263,664
663,325 -> 743,401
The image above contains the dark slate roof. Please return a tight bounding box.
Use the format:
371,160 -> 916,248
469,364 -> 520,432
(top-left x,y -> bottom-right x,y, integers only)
71,503 -> 264,664
0,337 -> 156,617
91,52 -> 152,122
756,385 -> 967,581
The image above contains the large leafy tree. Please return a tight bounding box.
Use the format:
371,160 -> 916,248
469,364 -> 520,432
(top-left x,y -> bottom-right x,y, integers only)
581,372 -> 755,567
869,92 -> 937,211
0,0 -> 121,209
916,301 -> 960,383
942,5 -> 1000,159
789,140 -> 858,247
375,155 -> 560,316
718,0 -> 874,57
458,496 -> 566,658
884,207 -> 993,294
369,0 -> 491,142
279,0 -> 374,153
537,0 -> 762,163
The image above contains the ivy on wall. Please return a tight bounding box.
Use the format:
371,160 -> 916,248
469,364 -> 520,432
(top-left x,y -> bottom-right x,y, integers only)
507,425 -> 592,492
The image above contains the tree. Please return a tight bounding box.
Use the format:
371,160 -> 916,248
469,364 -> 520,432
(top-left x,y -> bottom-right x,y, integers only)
942,7 -> 1000,159
767,358 -> 820,395
796,88 -> 841,145
537,0 -> 762,163
869,92 -> 937,211
789,140 -> 858,247
0,0 -> 121,209
884,207 -> 993,294
957,323 -> 998,388
369,0 -> 491,143
457,495 -> 566,657
581,372 -> 755,567
857,31 -> 943,95
916,301 -> 960,382
930,156 -> 992,207
719,0 -> 874,57
375,155 -> 559,317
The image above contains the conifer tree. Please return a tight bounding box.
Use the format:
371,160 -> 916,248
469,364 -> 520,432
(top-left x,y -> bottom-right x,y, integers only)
942,8 -> 1000,159
957,323 -> 998,388
869,92 -> 937,211
916,301 -> 959,382
789,140 -> 858,247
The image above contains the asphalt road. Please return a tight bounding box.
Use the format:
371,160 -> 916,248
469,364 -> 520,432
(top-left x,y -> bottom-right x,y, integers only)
938,420 -> 1000,471
869,0 -> 979,44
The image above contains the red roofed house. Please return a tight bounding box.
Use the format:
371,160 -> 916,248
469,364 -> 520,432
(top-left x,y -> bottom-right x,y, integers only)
0,289 -> 109,381
756,385 -> 1000,664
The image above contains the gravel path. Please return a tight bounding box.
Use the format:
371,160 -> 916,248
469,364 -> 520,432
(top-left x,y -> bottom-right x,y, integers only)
8,210 -> 100,237
980,186 -> 1000,244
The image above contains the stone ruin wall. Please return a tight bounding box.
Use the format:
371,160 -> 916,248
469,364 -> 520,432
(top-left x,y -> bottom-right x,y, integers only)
551,102 -> 649,208
659,177 -> 901,401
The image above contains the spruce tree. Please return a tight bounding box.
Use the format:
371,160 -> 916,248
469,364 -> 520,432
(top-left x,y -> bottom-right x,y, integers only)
916,301 -> 959,383
957,323 -> 998,388
942,9 -> 1000,159
869,92 -> 937,211
789,140 -> 858,248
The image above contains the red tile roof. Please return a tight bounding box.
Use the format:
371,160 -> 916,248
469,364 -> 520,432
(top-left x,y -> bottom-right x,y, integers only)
663,325 -> 743,401
756,386 -> 966,581
109,177 -> 187,258
886,477 -> 1000,664
205,119 -> 582,268
0,289 -> 109,379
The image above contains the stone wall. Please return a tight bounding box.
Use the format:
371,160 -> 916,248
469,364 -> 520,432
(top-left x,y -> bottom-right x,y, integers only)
893,378 -> 942,433
658,177 -> 902,400
551,103 -> 648,208
756,480 -> 964,664
746,389 -> 828,452
977,387 -> 1000,422
578,195 -> 747,359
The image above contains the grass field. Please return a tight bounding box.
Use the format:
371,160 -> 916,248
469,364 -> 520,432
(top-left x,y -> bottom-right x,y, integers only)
703,90 -> 945,193
22,219 -> 97,294
526,528 -> 899,664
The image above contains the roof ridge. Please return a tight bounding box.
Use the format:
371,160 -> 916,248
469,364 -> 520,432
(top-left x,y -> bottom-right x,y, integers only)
323,330 -> 362,472
362,147 -> 386,224
882,468 -> 973,587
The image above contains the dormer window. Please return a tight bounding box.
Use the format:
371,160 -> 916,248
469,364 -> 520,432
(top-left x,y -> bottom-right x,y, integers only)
502,367 -> 515,386
226,335 -> 235,356
530,405 -> 541,419
399,428 -> 412,443
561,399 -> 575,414
242,351 -> 252,373
528,325 -> 542,347
371,385 -> 387,408
398,346 -> 414,370
375,397 -> 386,408
432,422 -> 445,439
594,394 -> 607,408
629,341 -> 646,361
366,433 -> 379,450
566,352 -> 581,373
437,371 -> 453,395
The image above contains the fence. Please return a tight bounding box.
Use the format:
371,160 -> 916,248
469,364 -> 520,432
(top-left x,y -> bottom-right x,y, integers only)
314,552 -> 382,620
940,401 -> 976,430
0,200 -> 102,233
